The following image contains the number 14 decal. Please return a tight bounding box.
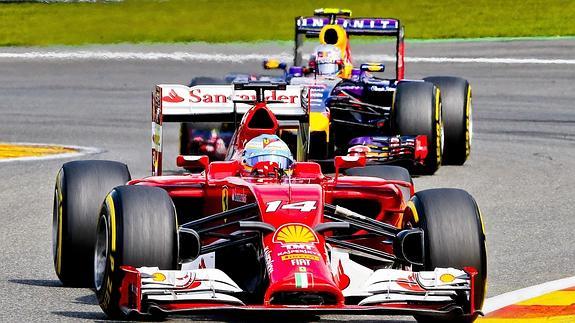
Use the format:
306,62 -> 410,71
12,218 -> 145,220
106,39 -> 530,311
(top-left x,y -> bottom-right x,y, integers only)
265,200 -> 317,213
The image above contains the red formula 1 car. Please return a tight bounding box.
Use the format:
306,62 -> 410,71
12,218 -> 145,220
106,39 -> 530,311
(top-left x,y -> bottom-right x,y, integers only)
52,82 -> 486,322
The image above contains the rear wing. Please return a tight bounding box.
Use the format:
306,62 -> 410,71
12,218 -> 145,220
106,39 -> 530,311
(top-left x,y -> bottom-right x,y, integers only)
296,16 -> 400,36
151,83 -> 306,175
294,12 -> 405,79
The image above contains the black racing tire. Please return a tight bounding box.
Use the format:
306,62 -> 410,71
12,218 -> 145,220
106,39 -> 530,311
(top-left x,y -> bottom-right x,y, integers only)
424,76 -> 472,165
180,77 -> 229,155
344,165 -> 413,202
95,186 -> 178,319
392,81 -> 443,175
52,160 -> 131,287
406,189 -> 487,323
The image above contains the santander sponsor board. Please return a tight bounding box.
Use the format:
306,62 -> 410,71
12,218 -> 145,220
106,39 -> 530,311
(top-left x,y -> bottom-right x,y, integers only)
190,88 -> 299,105
158,84 -> 304,116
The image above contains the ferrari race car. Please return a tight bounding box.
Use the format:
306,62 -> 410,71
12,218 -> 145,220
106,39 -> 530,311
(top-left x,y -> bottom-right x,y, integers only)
52,81 -> 486,322
181,8 -> 473,175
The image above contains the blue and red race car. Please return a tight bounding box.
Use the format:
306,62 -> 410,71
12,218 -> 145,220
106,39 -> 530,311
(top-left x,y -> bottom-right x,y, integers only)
182,8 -> 473,175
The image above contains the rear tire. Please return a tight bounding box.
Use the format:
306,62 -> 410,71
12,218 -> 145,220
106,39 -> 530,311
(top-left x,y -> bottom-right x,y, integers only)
344,165 -> 412,201
424,76 -> 472,165
406,189 -> 487,323
392,81 -> 443,175
52,160 -> 130,287
95,186 -> 178,319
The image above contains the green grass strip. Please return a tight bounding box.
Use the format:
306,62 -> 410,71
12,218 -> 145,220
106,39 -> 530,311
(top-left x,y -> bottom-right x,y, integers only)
0,0 -> 574,46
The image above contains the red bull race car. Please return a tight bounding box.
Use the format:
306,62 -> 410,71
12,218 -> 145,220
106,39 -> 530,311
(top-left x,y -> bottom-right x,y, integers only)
52,82 -> 486,322
181,8 -> 473,175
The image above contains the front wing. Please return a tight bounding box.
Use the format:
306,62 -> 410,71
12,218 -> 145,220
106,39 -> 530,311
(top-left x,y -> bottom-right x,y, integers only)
114,266 -> 481,319
347,135 -> 428,165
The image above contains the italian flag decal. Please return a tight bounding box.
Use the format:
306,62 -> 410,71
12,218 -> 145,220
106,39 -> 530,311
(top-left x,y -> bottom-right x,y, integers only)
295,273 -> 313,288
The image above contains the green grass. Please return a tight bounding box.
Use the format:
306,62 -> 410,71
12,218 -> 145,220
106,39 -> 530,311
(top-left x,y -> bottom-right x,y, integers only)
0,0 -> 574,46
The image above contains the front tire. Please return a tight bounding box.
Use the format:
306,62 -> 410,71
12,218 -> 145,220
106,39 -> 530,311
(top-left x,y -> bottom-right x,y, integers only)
53,160 -> 130,287
392,81 -> 443,175
95,185 -> 178,319
424,76 -> 472,165
406,189 -> 487,323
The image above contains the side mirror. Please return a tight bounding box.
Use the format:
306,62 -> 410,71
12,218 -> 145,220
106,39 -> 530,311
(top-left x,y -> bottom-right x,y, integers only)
176,155 -> 209,170
360,63 -> 385,73
334,155 -> 366,180
347,145 -> 370,157
263,59 -> 287,70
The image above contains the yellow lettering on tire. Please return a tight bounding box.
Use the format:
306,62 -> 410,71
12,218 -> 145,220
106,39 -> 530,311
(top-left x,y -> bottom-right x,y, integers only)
465,85 -> 472,158
102,277 -> 113,309
105,194 -> 116,252
435,88 -> 442,166
478,207 -> 488,302
406,200 -> 420,224
56,172 -> 63,275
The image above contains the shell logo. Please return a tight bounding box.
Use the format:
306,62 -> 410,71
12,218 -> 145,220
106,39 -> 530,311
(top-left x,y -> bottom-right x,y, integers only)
440,273 -> 455,283
273,224 -> 318,244
152,272 -> 166,282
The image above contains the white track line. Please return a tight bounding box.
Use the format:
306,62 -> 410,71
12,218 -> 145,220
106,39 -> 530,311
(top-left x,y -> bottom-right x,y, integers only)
0,51 -> 293,63
0,51 -> 573,65
482,275 -> 575,314
364,54 -> 575,65
0,143 -> 103,163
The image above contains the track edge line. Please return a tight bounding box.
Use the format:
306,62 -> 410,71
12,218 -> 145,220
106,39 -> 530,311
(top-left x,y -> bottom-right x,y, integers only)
482,275 -> 575,314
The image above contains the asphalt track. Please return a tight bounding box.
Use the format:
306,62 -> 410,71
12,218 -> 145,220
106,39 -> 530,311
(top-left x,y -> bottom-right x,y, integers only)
0,39 -> 574,322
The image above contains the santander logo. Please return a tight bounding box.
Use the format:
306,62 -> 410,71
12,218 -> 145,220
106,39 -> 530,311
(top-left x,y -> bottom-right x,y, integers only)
162,89 -> 185,103
190,89 -> 298,104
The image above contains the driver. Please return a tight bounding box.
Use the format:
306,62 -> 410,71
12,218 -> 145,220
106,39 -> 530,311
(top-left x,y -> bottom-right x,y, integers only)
312,44 -> 344,78
241,134 -> 294,177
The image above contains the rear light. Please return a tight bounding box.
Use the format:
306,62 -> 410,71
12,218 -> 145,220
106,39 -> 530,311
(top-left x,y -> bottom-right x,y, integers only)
415,135 -> 428,161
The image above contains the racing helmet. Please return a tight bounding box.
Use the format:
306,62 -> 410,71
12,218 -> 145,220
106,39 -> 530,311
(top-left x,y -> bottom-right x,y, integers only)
314,44 -> 343,77
242,134 -> 294,174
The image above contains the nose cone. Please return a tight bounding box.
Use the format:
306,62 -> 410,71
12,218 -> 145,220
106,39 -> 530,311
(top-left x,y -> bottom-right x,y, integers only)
263,239 -> 344,306
264,270 -> 344,306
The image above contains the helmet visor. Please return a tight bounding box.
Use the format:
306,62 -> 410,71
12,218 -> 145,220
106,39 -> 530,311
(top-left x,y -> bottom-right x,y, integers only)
318,63 -> 340,76
246,154 -> 293,170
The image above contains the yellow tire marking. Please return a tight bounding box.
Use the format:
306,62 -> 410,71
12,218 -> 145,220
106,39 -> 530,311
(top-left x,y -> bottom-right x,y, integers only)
479,207 -> 486,238
56,171 -> 63,275
391,90 -> 396,116
0,143 -> 76,159
435,87 -> 442,165
478,207 -> 488,301
406,200 -> 419,224
105,194 -> 116,252
466,85 -> 472,157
